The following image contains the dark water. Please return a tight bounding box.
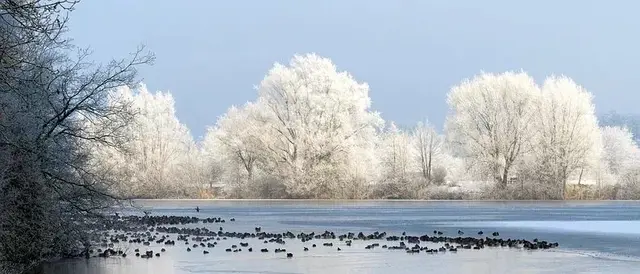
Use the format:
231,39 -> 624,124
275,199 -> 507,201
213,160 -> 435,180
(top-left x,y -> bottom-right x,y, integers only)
42,200 -> 640,274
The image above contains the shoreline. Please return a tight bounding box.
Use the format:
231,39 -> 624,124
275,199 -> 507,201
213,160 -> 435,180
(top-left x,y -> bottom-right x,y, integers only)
130,198 -> 640,202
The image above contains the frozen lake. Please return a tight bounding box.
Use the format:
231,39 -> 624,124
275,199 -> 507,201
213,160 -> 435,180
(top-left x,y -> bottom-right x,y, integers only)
40,200 -> 640,274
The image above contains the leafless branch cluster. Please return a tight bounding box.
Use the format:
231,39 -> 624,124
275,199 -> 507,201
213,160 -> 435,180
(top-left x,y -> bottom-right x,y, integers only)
0,1 -> 152,272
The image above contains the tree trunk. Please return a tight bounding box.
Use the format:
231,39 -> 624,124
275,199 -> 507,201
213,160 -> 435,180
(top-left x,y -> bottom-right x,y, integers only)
559,173 -> 567,200
560,165 -> 570,200
577,168 -> 584,186
499,170 -> 509,190
496,164 -> 510,190
427,150 -> 432,182
247,166 -> 253,183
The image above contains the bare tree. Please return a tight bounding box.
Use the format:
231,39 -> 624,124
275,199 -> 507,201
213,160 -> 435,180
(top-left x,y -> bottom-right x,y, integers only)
413,120 -> 443,182
379,122 -> 412,182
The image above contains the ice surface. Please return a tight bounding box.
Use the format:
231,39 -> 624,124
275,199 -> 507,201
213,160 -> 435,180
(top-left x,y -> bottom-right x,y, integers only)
38,200 -> 640,274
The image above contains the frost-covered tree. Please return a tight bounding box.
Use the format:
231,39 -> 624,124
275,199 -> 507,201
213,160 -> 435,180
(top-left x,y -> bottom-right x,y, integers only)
445,71 -> 538,189
131,86 -> 196,197
177,143 -> 209,197
203,103 -> 267,198
233,53 -> 383,198
412,121 -> 444,182
379,122 -> 415,182
200,128 -> 225,189
90,85 -> 195,198
617,167 -> 640,199
600,126 -> 640,176
0,0 -> 151,271
341,130 -> 380,198
532,76 -> 601,198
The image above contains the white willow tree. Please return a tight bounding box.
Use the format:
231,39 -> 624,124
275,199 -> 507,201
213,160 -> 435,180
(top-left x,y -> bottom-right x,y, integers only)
533,76 -> 601,198
600,126 -> 640,176
413,120 -> 444,182
445,71 -> 538,190
249,53 -> 384,198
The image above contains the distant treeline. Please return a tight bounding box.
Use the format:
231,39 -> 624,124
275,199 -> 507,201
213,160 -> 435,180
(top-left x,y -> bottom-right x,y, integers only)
87,59 -> 640,201
600,112 -> 640,141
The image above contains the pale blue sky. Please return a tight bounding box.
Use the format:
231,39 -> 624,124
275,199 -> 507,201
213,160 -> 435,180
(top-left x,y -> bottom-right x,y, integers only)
68,0 -> 639,139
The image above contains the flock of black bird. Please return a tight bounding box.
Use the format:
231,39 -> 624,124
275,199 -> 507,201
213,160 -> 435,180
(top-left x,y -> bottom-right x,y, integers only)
82,210 -> 559,260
